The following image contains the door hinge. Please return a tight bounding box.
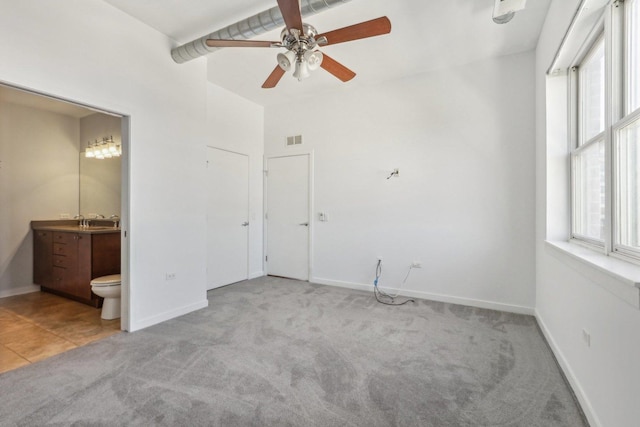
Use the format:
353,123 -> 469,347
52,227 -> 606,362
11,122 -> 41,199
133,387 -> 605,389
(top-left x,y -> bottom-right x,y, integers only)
265,213 -> 268,220
264,170 -> 268,177
265,255 -> 268,262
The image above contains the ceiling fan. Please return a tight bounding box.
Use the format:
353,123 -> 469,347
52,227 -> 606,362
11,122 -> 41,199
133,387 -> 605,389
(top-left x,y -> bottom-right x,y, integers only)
205,0 -> 391,88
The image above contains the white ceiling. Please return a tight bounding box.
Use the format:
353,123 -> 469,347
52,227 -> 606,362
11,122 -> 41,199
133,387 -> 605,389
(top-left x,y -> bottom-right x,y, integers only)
105,0 -> 551,106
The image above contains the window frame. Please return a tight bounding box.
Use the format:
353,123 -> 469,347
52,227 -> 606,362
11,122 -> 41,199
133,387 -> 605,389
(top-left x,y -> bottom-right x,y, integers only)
569,0 -> 640,264
612,109 -> 640,260
570,30 -> 607,249
625,0 -> 640,115
578,35 -> 606,148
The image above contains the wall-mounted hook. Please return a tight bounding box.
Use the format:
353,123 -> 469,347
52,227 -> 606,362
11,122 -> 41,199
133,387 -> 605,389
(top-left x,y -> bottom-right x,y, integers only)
386,168 -> 399,179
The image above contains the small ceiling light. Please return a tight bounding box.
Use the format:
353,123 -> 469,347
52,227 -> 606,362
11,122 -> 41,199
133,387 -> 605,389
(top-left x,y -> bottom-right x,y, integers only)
293,59 -> 310,81
303,50 -> 323,71
493,0 -> 527,24
277,50 -> 296,71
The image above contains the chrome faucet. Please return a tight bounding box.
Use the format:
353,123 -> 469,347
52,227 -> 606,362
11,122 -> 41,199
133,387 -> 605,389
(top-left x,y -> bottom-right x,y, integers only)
109,214 -> 120,228
74,214 -> 86,227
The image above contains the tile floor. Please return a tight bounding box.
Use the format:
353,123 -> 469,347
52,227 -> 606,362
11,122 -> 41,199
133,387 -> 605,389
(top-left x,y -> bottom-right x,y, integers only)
0,291 -> 121,374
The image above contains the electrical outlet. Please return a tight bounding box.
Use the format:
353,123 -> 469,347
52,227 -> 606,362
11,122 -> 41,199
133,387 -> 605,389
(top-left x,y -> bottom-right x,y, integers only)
165,273 -> 176,281
411,261 -> 422,268
582,329 -> 591,347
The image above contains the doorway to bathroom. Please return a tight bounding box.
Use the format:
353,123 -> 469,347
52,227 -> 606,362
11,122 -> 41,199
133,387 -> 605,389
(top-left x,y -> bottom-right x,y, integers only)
0,83 -> 130,373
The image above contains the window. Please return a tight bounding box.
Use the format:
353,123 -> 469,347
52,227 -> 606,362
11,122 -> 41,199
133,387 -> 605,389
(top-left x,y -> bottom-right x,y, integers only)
627,0 -> 640,113
615,116 -> 640,252
570,0 -> 640,262
580,38 -> 606,143
573,37 -> 606,243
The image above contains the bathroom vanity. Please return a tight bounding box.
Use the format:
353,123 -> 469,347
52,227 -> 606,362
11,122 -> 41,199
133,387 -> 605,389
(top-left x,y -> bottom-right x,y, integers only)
32,220 -> 121,307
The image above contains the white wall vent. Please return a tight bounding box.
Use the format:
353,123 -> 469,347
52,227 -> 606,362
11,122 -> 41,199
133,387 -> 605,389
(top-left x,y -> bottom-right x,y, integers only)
286,135 -> 303,147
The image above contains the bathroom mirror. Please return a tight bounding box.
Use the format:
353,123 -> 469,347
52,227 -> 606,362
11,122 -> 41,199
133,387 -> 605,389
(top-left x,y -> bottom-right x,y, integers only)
0,84 -> 122,220
79,113 -> 122,217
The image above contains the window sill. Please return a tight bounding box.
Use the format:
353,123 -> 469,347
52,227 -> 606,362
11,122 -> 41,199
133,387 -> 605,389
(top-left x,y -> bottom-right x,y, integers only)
545,240 -> 640,309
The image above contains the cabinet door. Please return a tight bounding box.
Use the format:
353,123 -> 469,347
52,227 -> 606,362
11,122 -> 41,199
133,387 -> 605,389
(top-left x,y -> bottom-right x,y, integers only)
33,231 -> 53,286
76,233 -> 92,300
52,266 -> 73,293
91,233 -> 121,277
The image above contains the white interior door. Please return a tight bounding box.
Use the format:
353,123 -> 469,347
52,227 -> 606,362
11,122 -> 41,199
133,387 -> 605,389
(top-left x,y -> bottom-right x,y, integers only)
266,154 -> 310,281
207,147 -> 249,290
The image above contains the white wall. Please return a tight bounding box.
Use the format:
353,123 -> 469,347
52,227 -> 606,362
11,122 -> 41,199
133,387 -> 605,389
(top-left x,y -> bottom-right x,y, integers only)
535,1 -> 640,426
0,0 -> 209,330
206,83 -> 264,279
0,102 -> 79,296
79,113 -> 122,218
265,51 -> 536,313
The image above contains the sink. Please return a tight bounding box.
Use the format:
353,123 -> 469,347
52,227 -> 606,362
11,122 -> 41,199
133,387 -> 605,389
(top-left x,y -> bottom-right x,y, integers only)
43,225 -> 117,231
31,221 -> 120,234
51,225 -> 85,230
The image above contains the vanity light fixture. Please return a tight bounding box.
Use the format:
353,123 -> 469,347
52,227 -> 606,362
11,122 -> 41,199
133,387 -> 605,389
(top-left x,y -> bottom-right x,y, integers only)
84,136 -> 121,159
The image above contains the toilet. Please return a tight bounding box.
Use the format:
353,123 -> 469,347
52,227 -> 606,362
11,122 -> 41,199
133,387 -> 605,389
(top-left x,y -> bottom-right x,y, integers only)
91,274 -> 121,320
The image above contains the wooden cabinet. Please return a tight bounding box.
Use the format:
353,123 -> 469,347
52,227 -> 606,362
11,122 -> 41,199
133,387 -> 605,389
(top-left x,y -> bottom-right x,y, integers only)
33,229 -> 120,307
33,230 -> 53,287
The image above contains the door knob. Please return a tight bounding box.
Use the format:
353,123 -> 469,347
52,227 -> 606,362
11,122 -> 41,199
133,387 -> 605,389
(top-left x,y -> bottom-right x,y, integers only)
241,221 -> 249,227
298,222 -> 309,226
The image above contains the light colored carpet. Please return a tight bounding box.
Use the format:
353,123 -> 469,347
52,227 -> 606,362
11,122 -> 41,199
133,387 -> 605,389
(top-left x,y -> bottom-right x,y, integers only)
0,276 -> 587,426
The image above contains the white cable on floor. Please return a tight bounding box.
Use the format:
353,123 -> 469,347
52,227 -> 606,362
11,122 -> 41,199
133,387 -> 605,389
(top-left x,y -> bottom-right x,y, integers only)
373,260 -> 415,306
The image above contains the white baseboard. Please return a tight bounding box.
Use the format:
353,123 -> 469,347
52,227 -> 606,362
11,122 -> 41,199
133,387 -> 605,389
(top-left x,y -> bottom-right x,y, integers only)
535,310 -> 600,427
129,299 -> 209,332
310,276 -> 535,316
0,284 -> 40,299
249,271 -> 265,280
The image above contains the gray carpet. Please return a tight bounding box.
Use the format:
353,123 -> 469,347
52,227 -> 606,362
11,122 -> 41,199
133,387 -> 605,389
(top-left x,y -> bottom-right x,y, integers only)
0,276 -> 587,426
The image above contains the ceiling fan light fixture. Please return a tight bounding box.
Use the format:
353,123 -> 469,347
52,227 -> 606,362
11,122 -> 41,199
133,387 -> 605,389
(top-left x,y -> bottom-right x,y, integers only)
205,0 -> 392,88
492,10 -> 515,24
492,0 -> 526,24
277,50 -> 296,71
293,59 -> 310,81
304,50 -> 323,71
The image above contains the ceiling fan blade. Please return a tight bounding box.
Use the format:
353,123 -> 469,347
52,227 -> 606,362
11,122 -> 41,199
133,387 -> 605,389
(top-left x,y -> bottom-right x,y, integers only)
320,54 -> 356,82
262,66 -> 286,89
317,16 -> 391,46
206,39 -> 280,48
277,0 -> 303,32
